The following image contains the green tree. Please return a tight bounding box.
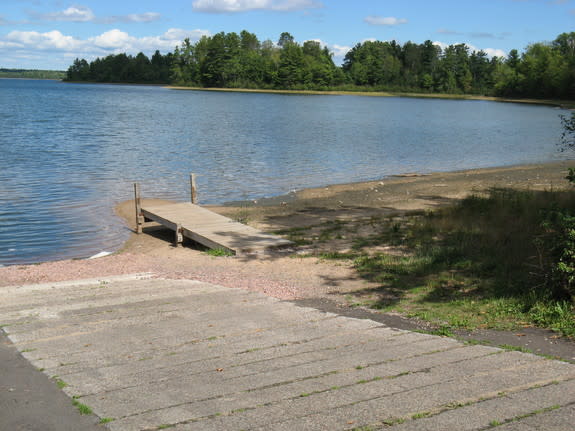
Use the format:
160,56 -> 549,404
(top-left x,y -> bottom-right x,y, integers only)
552,33 -> 575,99
469,50 -> 492,93
401,41 -> 423,88
200,32 -> 227,86
492,59 -> 524,96
278,32 -> 295,48
66,58 -> 90,81
277,41 -> 304,88
520,42 -> 570,98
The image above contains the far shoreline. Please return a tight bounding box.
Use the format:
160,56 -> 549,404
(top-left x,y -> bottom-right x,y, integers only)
58,79 -> 575,108
168,85 -> 575,109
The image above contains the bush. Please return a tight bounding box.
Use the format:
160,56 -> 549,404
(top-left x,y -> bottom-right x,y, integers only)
540,210 -> 575,301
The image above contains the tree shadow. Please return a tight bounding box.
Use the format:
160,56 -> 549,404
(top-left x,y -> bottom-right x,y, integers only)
329,187 -> 575,312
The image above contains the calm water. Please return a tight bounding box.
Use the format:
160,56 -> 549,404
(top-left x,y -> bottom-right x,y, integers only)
0,79 -> 570,265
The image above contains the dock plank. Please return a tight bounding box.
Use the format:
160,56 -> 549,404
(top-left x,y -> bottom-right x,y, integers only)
139,202 -> 291,255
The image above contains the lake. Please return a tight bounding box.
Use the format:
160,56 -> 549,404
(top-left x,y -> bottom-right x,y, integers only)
0,79 -> 570,265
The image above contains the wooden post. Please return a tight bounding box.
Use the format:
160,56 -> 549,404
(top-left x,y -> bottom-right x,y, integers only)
175,223 -> 183,247
190,173 -> 197,204
134,183 -> 143,234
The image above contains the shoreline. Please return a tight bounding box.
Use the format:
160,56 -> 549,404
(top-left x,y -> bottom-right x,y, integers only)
168,86 -> 575,109
221,160 -> 573,208
0,159 -> 572,271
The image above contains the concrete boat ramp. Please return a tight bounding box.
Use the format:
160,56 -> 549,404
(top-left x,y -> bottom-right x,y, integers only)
1,275 -> 574,430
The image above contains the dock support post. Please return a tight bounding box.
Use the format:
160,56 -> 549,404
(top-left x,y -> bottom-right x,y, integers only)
134,183 -> 143,234
175,223 -> 183,247
190,173 -> 197,204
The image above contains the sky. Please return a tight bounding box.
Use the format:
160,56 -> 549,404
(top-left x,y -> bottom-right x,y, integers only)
1,0 -> 573,70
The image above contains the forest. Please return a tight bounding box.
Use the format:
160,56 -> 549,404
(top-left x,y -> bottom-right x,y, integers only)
65,30 -> 575,100
1,68 -> 65,79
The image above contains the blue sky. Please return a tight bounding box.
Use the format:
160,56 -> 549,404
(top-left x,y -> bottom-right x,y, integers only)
1,0 -> 573,70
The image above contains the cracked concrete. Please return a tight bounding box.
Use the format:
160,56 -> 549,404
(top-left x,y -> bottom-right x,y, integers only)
1,275 -> 574,430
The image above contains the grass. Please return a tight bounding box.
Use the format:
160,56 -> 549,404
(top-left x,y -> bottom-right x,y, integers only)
498,344 -> 533,354
54,377 -> 68,389
204,247 -> 234,257
231,207 -> 251,224
487,405 -> 561,428
301,188 -> 575,337
72,397 -> 93,415
99,417 -> 115,424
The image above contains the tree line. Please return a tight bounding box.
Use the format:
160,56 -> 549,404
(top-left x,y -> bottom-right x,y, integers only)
66,51 -> 173,84
1,68 -> 65,79
65,31 -> 575,100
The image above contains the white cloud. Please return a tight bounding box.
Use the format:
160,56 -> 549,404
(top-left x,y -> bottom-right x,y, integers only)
483,47 -> 507,58
34,6 -> 161,24
5,30 -> 82,50
123,12 -> 162,23
42,6 -> 95,22
364,16 -> 408,26
90,29 -> 131,49
88,28 -> 211,52
0,28 -> 210,69
437,28 -> 461,35
135,29 -> 210,52
433,40 -> 507,58
192,0 -> 322,13
331,44 -> 351,57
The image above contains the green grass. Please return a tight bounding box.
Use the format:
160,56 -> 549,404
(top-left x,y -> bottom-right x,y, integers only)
498,344 -> 533,354
204,247 -> 234,257
54,378 -> 68,389
99,417 -> 115,424
320,188 -> 575,337
72,398 -> 93,415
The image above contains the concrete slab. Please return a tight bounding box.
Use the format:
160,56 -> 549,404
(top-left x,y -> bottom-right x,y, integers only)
1,276 -> 574,431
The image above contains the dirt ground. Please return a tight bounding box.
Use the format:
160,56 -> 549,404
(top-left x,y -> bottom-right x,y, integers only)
1,161 -> 574,359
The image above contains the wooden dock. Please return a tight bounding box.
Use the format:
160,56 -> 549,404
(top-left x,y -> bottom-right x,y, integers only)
134,182 -> 292,255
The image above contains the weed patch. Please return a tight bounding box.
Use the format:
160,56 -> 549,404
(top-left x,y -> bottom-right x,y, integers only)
72,398 -> 93,415
99,417 -> 115,424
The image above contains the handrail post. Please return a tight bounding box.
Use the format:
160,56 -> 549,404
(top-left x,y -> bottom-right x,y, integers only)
175,223 -> 183,247
190,173 -> 198,204
134,183 -> 143,234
